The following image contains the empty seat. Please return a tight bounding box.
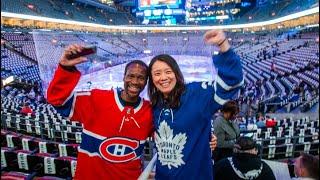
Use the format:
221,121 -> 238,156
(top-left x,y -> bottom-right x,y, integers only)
54,157 -> 77,178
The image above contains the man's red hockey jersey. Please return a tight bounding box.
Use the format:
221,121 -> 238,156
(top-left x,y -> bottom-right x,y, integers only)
47,65 -> 153,179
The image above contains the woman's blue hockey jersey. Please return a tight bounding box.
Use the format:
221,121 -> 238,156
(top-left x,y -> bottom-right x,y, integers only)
153,49 -> 244,179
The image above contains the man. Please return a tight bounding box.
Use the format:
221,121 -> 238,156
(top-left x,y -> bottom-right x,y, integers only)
47,44 -> 154,179
293,153 -> 319,180
215,136 -> 276,180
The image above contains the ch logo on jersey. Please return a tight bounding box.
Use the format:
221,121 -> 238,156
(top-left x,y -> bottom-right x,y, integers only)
99,137 -> 139,163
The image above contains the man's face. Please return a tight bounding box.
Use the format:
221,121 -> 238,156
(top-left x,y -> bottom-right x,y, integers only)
122,63 -> 147,102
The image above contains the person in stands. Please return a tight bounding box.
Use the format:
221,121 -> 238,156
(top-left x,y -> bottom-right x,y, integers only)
266,117 -> 277,128
20,102 -> 33,115
215,136 -> 276,180
213,100 -> 241,162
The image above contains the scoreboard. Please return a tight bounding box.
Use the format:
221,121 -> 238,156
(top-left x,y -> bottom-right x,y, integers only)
134,0 -> 186,25
138,0 -> 182,9
134,0 -> 254,25
185,0 -> 255,24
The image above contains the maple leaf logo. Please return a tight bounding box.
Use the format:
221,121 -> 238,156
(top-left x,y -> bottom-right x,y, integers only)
155,121 -> 187,169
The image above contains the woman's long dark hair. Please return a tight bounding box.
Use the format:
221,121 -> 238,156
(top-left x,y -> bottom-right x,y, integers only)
148,54 -> 185,108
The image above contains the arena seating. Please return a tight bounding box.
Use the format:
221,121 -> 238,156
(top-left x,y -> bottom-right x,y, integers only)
1,0 -> 134,25
237,0 -> 319,24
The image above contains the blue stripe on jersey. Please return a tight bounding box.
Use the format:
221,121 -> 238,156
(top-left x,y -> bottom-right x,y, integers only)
54,95 -> 74,117
213,49 -> 243,87
80,131 -> 103,154
214,81 -> 240,103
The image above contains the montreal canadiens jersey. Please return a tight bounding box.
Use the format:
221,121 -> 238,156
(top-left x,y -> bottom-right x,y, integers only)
153,49 -> 244,179
47,65 -> 153,180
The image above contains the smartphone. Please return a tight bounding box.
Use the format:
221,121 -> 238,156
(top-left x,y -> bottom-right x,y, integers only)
67,45 -> 97,60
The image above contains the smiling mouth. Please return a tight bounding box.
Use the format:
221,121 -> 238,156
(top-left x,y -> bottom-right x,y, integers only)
160,82 -> 170,88
128,85 -> 140,93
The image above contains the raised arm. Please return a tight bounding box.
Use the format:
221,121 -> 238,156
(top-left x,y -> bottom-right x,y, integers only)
204,30 -> 244,107
47,44 -> 92,123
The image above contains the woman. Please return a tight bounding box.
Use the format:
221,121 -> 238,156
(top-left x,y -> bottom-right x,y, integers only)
213,100 -> 240,162
148,30 -> 243,179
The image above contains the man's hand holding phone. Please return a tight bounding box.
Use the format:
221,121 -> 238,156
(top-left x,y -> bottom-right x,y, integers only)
60,44 -> 97,67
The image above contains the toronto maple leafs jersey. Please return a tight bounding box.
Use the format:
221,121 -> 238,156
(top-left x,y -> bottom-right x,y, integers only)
47,65 -> 153,180
153,49 -> 243,179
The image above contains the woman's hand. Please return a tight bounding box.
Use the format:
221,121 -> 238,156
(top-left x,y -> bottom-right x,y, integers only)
204,29 -> 230,53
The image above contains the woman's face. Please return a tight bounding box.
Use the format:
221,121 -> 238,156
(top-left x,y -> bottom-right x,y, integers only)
151,60 -> 177,98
